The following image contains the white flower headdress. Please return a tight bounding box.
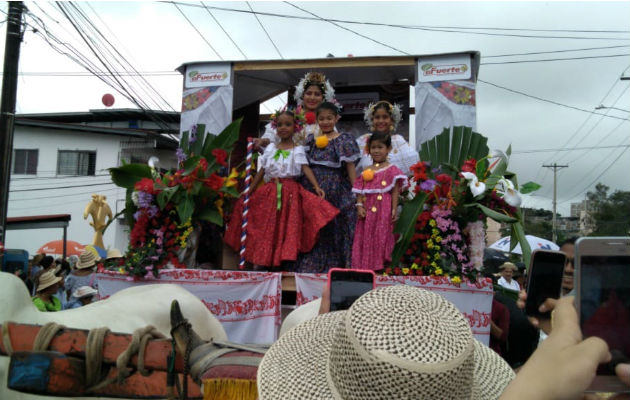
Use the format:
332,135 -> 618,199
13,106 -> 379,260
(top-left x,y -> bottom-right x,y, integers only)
294,72 -> 336,106
363,101 -> 403,132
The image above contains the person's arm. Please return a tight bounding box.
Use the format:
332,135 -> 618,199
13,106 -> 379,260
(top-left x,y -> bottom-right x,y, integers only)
356,194 -> 366,219
490,321 -> 503,340
302,165 -> 325,198
499,297 -> 610,400
346,162 -> 357,186
391,183 -> 400,222
248,168 -> 265,196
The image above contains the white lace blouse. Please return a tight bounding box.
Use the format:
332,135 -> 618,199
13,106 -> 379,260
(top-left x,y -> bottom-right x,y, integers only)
356,133 -> 420,176
259,143 -> 308,182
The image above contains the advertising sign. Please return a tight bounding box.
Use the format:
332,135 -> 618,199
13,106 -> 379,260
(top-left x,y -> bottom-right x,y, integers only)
417,54 -> 471,83
185,63 -> 231,88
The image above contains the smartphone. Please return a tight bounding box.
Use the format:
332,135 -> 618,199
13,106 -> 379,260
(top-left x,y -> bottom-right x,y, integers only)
525,250 -> 566,318
328,268 -> 376,311
576,237 -> 630,393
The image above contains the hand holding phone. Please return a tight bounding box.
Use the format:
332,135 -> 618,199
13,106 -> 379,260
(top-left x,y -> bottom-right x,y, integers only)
327,269 -> 376,311
525,250 -> 566,319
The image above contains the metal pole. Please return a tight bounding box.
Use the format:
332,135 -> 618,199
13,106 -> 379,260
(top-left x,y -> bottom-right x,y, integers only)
543,163 -> 568,242
0,2 -> 25,256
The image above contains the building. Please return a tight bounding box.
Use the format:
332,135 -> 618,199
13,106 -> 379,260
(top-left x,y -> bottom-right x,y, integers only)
570,199 -> 595,235
6,109 -> 180,255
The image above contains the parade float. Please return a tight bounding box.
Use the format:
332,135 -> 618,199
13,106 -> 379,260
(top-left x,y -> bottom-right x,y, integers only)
1,53 -> 539,399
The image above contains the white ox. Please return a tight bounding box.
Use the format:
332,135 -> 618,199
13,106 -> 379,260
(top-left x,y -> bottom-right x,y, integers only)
0,271 -> 227,400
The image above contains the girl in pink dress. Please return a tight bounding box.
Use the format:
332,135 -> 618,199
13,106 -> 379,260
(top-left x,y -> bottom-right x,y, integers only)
352,132 -> 408,271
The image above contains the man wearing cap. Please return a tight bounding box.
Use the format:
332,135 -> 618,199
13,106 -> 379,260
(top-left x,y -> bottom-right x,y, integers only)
32,270 -> 63,312
65,286 -> 98,309
498,262 -> 520,291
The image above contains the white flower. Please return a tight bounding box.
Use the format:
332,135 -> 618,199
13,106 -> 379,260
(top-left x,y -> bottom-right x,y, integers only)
131,191 -> 139,206
461,172 -> 486,197
496,178 -> 522,207
148,156 -> 160,169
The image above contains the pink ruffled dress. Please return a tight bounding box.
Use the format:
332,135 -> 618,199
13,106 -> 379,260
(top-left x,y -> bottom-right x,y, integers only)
351,165 -> 408,271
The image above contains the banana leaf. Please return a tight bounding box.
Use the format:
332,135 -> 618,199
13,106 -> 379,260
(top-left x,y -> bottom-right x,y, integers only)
391,192 -> 428,266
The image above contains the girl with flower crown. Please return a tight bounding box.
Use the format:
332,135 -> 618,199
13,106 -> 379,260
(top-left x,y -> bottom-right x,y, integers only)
295,102 -> 361,273
356,101 -> 419,176
254,72 -> 337,148
352,132 -> 408,271
225,109 -> 339,269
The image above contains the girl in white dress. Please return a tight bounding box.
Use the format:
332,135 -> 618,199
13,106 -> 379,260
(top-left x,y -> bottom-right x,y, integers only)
356,101 -> 419,176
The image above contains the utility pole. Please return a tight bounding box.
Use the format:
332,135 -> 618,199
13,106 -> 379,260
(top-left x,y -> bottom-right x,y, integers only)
0,2 -> 25,257
543,163 -> 568,243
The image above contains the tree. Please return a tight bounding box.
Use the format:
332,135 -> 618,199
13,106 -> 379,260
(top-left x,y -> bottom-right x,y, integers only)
586,183 -> 630,236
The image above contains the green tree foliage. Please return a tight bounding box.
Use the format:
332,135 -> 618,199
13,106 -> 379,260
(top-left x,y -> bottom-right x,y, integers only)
586,183 -> 630,236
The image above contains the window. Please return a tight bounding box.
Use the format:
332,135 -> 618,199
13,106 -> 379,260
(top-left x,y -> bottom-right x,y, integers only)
12,149 -> 38,174
57,150 -> 96,175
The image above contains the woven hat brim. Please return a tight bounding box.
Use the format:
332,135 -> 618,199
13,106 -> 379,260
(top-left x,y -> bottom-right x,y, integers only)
37,275 -> 62,292
258,311 -> 342,399
471,340 -> 515,399
258,311 -> 515,400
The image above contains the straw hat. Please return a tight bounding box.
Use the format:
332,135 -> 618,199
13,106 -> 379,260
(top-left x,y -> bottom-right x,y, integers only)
76,250 -> 97,270
106,248 -> 123,259
72,286 -> 98,299
36,270 -> 62,292
499,262 -> 517,272
258,285 -> 515,399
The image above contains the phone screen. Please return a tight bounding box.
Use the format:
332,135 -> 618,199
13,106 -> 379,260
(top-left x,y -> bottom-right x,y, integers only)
525,251 -> 566,318
329,271 -> 374,311
580,255 -> 630,376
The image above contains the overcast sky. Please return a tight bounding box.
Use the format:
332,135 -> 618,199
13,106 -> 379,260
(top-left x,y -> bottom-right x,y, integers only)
2,1 -> 629,216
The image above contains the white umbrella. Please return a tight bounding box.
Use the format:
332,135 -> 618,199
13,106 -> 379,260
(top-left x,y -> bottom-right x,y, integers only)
488,235 -> 559,255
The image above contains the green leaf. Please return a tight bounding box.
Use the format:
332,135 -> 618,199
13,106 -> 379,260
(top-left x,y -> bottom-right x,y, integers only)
201,133 -> 216,159
390,192 -> 428,266
157,186 -> 178,210
180,130 -> 190,154
513,220 -> 532,270
520,181 -> 542,194
182,155 -> 201,176
418,126 -> 489,177
220,186 -> 240,197
124,188 -> 137,228
204,118 -> 243,156
476,203 -> 517,223
176,196 -> 195,224
190,124 -> 205,156
475,158 -> 488,178
109,164 -> 153,188
198,208 -> 223,226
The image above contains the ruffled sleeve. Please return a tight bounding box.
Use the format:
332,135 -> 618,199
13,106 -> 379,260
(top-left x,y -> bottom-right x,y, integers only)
258,143 -> 276,170
352,173 -> 365,192
293,145 -> 308,167
335,132 -> 361,165
389,165 -> 409,191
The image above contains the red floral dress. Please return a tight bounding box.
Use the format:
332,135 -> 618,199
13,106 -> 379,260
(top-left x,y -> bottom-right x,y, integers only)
225,144 -> 339,268
351,165 -> 408,271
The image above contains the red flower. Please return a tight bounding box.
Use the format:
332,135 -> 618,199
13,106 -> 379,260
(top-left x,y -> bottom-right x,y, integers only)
212,149 -> 228,167
134,178 -> 156,194
436,174 -> 452,185
410,162 -> 428,181
198,158 -> 209,172
461,158 -> 477,173
205,173 -> 224,191
393,267 -> 402,275
304,111 -> 316,125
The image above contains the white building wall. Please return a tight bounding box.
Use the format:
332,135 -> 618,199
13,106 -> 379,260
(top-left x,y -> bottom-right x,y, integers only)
6,125 -> 176,256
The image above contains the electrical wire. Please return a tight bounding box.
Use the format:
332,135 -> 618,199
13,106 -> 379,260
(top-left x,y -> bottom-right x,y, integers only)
8,186 -> 121,202
284,1 -> 409,55
512,144 -> 630,154
173,2 -> 222,59
201,1 -> 247,60
478,79 -> 630,122
246,1 -> 283,59
9,181 -> 116,193
167,1 -> 630,41
481,53 -> 629,65
484,45 -> 630,58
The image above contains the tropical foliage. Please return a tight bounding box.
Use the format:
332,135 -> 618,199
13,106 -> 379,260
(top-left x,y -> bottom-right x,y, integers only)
388,126 -> 540,280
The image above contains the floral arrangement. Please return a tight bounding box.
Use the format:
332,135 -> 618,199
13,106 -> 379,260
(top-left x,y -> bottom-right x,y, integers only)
107,120 -> 242,278
386,126 -> 539,282
269,106 -> 306,133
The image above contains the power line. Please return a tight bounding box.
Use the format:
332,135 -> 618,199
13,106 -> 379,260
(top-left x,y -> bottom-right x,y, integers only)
481,53 -> 629,65
513,144 -> 630,154
9,181 -> 116,192
9,186 -> 121,201
201,1 -> 247,60
246,2 -> 283,59
478,79 -> 630,122
172,2 -> 222,60
168,1 -> 630,41
284,1 -> 409,55
484,45 -> 630,58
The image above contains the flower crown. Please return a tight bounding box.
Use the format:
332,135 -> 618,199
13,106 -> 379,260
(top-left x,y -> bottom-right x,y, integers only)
363,101 -> 403,132
270,105 -> 306,133
294,72 -> 336,106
